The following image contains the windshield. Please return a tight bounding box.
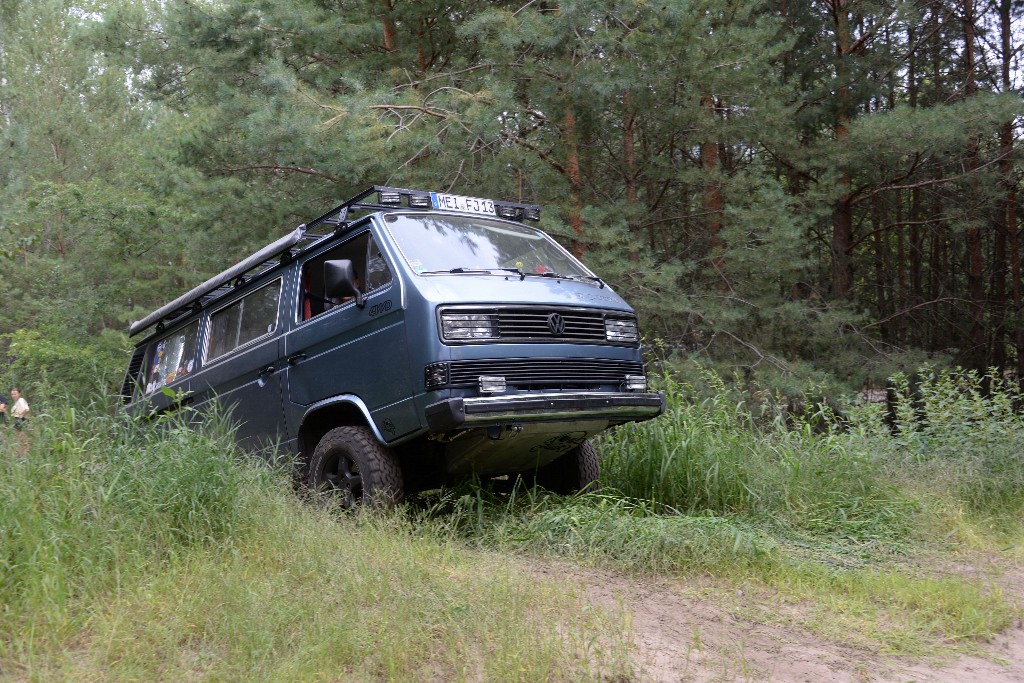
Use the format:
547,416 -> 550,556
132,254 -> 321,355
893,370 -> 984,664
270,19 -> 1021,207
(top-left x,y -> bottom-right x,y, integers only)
382,214 -> 593,278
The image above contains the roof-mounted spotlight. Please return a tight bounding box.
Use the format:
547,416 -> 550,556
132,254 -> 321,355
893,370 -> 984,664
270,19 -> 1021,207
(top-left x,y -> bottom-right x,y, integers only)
495,204 -> 521,220
523,205 -> 541,221
408,193 -> 431,208
378,190 -> 402,205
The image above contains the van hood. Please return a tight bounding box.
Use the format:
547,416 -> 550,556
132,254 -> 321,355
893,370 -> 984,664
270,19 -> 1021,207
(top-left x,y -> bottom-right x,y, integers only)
413,273 -> 634,311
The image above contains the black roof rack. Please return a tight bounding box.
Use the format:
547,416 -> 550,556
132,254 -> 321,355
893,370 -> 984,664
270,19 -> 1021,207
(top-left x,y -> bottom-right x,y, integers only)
307,185 -> 542,228
128,186 -> 542,338
127,225 -> 319,337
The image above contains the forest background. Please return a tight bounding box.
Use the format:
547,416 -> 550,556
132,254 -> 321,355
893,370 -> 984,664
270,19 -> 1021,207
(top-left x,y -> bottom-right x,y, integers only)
1,0 -> 1023,403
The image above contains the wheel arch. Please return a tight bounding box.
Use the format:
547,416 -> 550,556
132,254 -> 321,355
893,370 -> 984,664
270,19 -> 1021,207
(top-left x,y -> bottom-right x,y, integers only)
296,396 -> 385,473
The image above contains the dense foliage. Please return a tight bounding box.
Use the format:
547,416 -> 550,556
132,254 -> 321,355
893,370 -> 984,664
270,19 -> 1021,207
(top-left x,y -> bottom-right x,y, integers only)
2,1 -> 1023,401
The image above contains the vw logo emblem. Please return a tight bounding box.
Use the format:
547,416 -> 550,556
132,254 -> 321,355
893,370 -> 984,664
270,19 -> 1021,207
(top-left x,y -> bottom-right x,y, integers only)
547,312 -> 565,335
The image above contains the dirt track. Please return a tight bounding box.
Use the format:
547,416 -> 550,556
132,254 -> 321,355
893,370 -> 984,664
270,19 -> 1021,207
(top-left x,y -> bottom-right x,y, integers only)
533,563 -> 1024,682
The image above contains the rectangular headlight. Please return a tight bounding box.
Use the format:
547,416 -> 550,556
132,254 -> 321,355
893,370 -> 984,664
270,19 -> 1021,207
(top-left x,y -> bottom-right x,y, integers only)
605,318 -> 639,343
495,204 -> 521,219
378,190 -> 402,205
441,313 -> 499,340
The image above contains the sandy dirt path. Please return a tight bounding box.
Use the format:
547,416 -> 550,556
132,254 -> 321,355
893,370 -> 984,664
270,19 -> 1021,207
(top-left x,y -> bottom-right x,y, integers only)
533,563 -> 1024,682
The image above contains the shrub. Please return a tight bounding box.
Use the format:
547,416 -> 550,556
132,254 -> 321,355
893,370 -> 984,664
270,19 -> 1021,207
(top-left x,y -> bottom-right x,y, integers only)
869,368 -> 1024,513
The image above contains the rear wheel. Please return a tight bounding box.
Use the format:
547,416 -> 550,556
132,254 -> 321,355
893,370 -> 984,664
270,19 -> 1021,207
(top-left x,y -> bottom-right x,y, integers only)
533,440 -> 600,494
308,426 -> 404,508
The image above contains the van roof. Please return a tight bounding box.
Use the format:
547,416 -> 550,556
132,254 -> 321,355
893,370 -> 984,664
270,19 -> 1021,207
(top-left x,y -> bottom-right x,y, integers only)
128,186 -> 542,338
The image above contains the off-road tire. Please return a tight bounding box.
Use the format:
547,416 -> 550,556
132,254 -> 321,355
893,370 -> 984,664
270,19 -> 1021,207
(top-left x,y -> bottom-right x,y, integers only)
534,439 -> 600,494
308,426 -> 404,508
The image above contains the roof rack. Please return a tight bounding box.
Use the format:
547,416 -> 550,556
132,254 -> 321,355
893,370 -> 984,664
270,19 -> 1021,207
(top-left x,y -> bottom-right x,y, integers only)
127,226 -> 319,337
307,185 -> 542,228
128,185 -> 542,338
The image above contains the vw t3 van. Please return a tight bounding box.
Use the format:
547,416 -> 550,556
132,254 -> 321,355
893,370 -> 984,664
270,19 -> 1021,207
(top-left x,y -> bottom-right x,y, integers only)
121,186 -> 665,506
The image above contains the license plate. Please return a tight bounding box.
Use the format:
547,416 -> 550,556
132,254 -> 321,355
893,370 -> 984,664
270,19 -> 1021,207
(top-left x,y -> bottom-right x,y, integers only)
430,192 -> 495,216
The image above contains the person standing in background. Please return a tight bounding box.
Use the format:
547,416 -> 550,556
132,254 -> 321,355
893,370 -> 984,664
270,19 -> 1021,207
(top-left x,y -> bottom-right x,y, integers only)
10,389 -> 28,429
0,394 -> 7,425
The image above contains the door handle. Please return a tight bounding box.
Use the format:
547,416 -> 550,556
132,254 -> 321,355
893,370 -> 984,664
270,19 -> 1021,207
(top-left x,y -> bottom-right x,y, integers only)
288,354 -> 307,366
260,364 -> 276,376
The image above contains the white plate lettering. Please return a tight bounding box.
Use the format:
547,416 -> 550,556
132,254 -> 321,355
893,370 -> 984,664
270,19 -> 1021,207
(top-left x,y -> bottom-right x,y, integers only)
430,192 -> 496,216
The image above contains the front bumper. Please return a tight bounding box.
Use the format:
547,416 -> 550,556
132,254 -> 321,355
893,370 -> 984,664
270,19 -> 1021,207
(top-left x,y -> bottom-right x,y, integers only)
425,391 -> 667,432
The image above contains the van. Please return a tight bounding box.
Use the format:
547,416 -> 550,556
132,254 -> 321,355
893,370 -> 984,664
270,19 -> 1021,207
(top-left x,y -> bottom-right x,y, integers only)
121,186 -> 665,506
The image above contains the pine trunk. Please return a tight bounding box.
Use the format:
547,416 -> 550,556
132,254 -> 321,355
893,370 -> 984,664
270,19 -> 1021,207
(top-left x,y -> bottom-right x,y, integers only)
962,0 -> 986,370
831,0 -> 853,300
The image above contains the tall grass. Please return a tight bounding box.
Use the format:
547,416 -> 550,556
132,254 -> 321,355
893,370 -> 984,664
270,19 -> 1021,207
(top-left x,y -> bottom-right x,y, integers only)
599,373 -> 916,544
878,368 -> 1024,513
0,402 -> 634,681
419,367 -> 1021,655
3,367 -> 1021,673
0,404 -> 256,639
425,487 -> 777,573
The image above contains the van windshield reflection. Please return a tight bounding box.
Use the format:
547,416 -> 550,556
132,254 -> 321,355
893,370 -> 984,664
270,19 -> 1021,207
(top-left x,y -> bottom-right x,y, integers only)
383,214 -> 592,279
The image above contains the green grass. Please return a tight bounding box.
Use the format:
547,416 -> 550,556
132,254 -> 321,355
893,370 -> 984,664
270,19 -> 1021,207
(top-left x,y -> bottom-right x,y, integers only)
2,366 -> 1022,677
598,374 -> 917,543
421,368 -> 1022,656
0,407 -> 633,682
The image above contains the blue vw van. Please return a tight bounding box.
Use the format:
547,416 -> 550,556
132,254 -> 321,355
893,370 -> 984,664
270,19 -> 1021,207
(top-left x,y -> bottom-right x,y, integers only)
122,186 -> 665,506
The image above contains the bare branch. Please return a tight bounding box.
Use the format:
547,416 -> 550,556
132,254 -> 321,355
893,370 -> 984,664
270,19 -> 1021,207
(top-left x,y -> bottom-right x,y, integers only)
212,164 -> 343,182
369,103 -> 449,119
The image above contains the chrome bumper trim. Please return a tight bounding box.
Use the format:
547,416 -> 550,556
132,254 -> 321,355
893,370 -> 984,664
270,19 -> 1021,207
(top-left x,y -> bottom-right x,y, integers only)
425,391 -> 666,432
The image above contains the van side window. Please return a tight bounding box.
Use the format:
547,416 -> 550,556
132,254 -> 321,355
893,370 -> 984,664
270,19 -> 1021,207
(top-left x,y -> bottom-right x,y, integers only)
207,279 -> 282,362
365,235 -> 393,292
145,319 -> 200,394
300,231 -> 391,321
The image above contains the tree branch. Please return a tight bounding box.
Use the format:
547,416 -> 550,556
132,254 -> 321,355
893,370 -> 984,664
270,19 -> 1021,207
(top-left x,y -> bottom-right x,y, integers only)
369,103 -> 449,119
504,134 -> 567,175
212,164 -> 343,182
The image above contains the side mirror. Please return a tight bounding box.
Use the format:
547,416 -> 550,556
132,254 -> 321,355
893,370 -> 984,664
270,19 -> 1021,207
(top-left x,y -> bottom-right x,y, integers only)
324,259 -> 365,308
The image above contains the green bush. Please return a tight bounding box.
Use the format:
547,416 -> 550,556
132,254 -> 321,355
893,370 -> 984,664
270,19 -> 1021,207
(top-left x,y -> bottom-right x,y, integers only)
868,368 -> 1024,513
0,327 -> 129,411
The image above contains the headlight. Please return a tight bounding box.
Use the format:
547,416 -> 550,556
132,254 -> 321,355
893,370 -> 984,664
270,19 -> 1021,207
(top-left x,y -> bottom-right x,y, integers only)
441,313 -> 499,340
605,317 -> 639,343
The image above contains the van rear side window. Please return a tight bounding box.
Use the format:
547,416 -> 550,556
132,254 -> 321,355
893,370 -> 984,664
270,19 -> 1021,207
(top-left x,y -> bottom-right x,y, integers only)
207,279 -> 282,362
145,320 -> 200,394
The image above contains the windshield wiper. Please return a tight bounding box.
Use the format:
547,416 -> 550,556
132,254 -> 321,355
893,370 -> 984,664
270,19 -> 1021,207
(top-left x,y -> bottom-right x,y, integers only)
496,267 -> 525,280
420,267 -> 526,280
531,271 -> 605,288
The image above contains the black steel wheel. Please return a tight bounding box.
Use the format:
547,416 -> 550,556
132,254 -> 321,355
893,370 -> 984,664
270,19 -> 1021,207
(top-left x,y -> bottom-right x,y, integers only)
533,439 -> 600,494
308,426 -> 404,508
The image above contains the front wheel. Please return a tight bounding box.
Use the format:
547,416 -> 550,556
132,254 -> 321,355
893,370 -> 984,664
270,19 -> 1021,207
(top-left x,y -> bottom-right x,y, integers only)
533,440 -> 600,494
307,426 -> 404,508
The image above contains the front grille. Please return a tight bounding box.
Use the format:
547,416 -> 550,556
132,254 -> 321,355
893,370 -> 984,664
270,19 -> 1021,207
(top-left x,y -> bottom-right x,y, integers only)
497,309 -> 605,340
440,357 -> 643,389
437,305 -> 638,346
